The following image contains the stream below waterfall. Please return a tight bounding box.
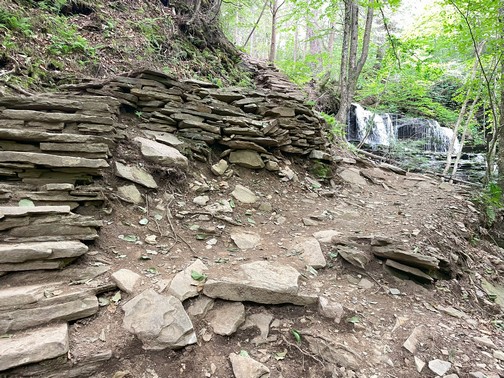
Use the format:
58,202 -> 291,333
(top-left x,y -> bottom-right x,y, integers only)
347,104 -> 486,181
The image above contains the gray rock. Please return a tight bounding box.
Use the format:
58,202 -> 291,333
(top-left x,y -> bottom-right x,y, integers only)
147,131 -> 185,147
290,237 -> 326,269
305,335 -> 359,369
386,259 -> 434,283
211,159 -> 228,176
469,372 -> 486,378
338,168 -> 367,186
231,184 -> 258,204
0,205 -> 70,217
494,350 -> 504,361
265,161 -> 280,171
389,288 -> 401,295
241,313 -> 273,344
115,162 -> 157,189
0,241 -> 88,264
473,336 -> 496,348
372,245 -> 439,270
414,356 -> 426,373
0,291 -> 98,333
187,295 -> 215,318
279,166 -> 296,181
168,259 -> 208,301
229,150 -> 265,169
358,278 -> 374,289
403,326 -> 425,354
258,202 -> 273,212
40,183 -> 75,191
337,246 -> 372,269
122,289 -> 196,350
208,301 -> 246,336
309,149 -> 332,161
318,296 -> 344,323
204,200 -> 234,214
229,353 -> 270,378
230,231 -> 262,250
203,261 -> 312,305
428,359 -> 452,375
118,184 -> 143,204
193,195 -> 210,206
313,230 -> 341,244
134,137 -> 188,169
0,323 -> 69,371
303,218 -> 319,226
0,151 -> 108,169
111,269 -> 142,294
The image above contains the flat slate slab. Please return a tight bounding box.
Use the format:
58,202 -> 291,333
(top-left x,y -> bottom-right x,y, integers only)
115,162 -> 158,189
0,323 -> 69,371
0,240 -> 88,264
134,137 -> 188,169
0,205 -> 71,218
0,151 -> 108,169
203,261 -> 313,305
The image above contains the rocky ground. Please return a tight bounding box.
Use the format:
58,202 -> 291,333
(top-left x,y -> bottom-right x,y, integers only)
0,64 -> 503,378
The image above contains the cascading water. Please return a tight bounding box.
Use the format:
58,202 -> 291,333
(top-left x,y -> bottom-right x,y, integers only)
347,103 -> 461,153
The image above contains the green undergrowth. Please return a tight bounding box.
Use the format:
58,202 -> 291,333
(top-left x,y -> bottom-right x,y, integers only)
0,0 -> 252,90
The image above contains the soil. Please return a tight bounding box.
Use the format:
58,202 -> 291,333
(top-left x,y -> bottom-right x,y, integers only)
65,153 -> 503,378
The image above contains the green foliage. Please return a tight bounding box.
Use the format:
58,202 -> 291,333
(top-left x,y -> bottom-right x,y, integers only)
0,8 -> 32,36
320,112 -> 345,140
474,182 -> 502,226
310,161 -> 332,179
385,140 -> 433,172
129,17 -> 166,53
46,16 -> 94,56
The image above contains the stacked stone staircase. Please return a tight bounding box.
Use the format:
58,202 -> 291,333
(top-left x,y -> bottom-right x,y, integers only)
0,68 -> 333,376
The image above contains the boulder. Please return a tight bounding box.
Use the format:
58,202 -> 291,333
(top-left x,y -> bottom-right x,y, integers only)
122,289 -> 196,350
134,137 -> 188,169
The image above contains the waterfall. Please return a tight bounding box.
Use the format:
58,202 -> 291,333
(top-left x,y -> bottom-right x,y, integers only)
348,104 -> 461,154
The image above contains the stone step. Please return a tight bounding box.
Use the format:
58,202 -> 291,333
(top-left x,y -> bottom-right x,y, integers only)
0,323 -> 69,372
0,240 -> 88,264
0,284 -> 99,333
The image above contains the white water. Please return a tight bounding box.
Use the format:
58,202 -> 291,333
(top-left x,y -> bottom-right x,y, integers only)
349,103 -> 461,154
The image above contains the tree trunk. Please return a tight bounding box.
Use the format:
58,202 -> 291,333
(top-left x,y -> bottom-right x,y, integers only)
498,0 -> 504,192
268,0 -> 278,62
336,1 -> 374,125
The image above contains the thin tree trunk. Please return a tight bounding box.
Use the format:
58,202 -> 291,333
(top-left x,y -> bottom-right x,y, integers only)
443,43 -> 484,176
269,0 -> 278,62
336,0 -> 353,124
293,25 -> 299,62
243,0 -> 268,48
498,0 -> 504,191
451,92 -> 481,180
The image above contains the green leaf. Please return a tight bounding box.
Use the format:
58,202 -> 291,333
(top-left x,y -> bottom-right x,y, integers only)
291,329 -> 301,343
274,350 -> 287,360
18,199 -> 35,207
347,316 -> 361,324
191,270 -> 208,281
139,218 -> 149,225
118,234 -> 138,243
247,218 -> 256,224
196,233 -> 208,240
229,199 -> 235,208
189,224 -> 200,231
111,291 -> 122,303
154,214 -> 163,221
239,350 -> 249,357
98,297 -> 110,307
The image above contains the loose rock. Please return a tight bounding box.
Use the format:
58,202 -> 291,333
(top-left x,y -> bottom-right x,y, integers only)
111,269 -> 141,294
231,184 -> 258,204
229,352 -> 270,378
318,296 -> 344,323
208,301 -> 246,336
230,231 -> 262,250
290,237 -> 326,269
229,150 -> 265,169
428,359 -> 452,375
118,184 -> 143,204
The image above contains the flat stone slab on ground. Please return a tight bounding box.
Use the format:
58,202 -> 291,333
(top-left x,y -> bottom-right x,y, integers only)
168,259 -> 208,301
231,184 -> 258,204
115,162 -> 157,189
0,323 -> 69,371
111,269 -> 142,294
122,289 -> 196,350
229,353 -> 270,378
312,230 -> 341,243
203,261 -> 314,305
117,184 -> 143,204
208,301 -> 246,336
290,236 -> 326,268
230,230 -> 261,250
229,150 -> 265,169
